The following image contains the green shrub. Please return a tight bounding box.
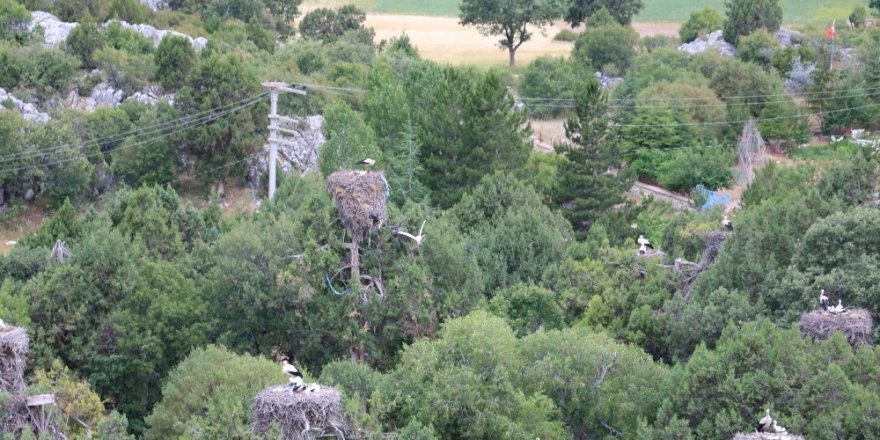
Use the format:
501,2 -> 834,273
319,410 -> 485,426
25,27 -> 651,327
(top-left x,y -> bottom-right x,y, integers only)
154,35 -> 195,91
0,44 -> 79,98
93,46 -> 155,93
65,13 -> 105,68
573,23 -> 639,72
553,28 -> 578,41
850,5 -> 868,28
106,0 -> 149,23
656,146 -> 734,192
679,7 -> 723,43
0,0 -> 30,43
518,56 -> 593,118
737,28 -> 779,70
723,0 -> 783,46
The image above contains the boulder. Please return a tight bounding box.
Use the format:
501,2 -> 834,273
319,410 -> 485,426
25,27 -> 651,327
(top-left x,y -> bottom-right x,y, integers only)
0,88 -> 51,123
125,86 -> 174,106
775,28 -> 804,48
595,71 -> 623,90
678,30 -> 736,57
27,11 -> 78,46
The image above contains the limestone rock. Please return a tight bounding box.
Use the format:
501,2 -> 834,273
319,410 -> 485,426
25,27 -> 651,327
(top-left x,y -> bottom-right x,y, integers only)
775,28 -> 804,48
596,71 -> 623,90
66,82 -> 124,112
139,0 -> 167,11
106,20 -> 207,50
27,11 -> 77,47
250,115 -> 325,183
125,86 -> 174,106
0,88 -> 51,123
678,30 -> 736,57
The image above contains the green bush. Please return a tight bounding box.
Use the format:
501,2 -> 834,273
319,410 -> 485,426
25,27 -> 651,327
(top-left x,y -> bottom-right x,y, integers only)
93,46 -> 155,93
679,7 -> 723,43
0,44 -> 79,98
106,0 -> 149,23
0,0 -> 30,43
487,283 -> 564,337
736,28 -> 779,70
850,5 -> 868,28
153,35 -> 195,91
573,23 -> 639,72
518,56 -> 593,118
65,13 -> 105,68
553,28 -> 578,41
656,146 -> 734,192
723,0 -> 783,46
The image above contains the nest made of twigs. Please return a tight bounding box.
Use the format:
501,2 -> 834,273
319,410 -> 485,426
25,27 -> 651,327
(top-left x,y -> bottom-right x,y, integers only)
732,433 -> 805,440
327,171 -> 389,240
799,308 -> 873,348
0,326 -> 28,395
252,385 -> 350,440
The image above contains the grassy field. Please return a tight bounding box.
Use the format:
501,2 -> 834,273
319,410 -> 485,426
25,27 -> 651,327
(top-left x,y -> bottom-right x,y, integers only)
305,0 -> 870,23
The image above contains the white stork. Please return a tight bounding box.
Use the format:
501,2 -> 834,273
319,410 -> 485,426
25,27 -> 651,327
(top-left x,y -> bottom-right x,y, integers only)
637,235 -> 653,250
395,220 -> 426,247
757,409 -> 773,432
772,419 -> 787,434
356,158 -> 375,172
281,357 -> 305,391
722,215 -> 733,231
819,289 -> 829,311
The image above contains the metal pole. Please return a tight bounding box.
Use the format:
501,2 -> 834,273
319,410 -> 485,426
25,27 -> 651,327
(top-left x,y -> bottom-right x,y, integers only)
269,89 -> 278,200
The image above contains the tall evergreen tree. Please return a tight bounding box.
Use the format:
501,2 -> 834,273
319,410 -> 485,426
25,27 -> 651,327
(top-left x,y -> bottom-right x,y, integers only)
554,79 -> 632,236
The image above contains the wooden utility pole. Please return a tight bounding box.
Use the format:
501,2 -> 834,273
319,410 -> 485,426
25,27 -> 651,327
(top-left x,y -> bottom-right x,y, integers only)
261,82 -> 307,199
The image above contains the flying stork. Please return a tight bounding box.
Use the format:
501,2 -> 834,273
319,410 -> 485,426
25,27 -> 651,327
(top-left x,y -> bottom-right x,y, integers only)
395,220 -> 426,247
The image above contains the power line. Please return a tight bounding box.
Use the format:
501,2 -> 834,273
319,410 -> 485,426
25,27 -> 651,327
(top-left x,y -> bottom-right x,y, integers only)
0,95 -> 264,175
616,102 -> 880,128
0,92 -> 270,164
521,85 -> 880,104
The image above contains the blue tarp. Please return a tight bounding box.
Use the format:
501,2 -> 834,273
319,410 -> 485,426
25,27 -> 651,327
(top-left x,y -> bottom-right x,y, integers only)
695,184 -> 731,212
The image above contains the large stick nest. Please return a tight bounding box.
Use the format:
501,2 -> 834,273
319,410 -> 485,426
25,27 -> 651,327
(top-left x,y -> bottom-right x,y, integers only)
732,433 -> 805,440
674,231 -> 729,301
252,385 -> 350,440
799,308 -> 873,348
327,171 -> 389,240
0,326 -> 28,395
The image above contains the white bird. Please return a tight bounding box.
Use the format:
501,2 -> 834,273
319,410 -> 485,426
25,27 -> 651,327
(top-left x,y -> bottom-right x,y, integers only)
819,289 -> 829,311
722,215 -> 733,231
396,220 -> 426,247
282,357 -> 305,391
772,419 -> 787,434
356,158 -> 375,172
757,409 -> 773,432
637,235 -> 653,249
0,319 -> 5,328
638,243 -> 647,255
832,299 -> 846,314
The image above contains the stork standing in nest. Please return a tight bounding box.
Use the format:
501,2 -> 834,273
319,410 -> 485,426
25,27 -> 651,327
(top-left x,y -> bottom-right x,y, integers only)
722,215 -> 733,231
757,409 -> 773,432
637,235 -> 653,252
282,357 -> 305,392
819,289 -> 829,311
357,158 -> 375,173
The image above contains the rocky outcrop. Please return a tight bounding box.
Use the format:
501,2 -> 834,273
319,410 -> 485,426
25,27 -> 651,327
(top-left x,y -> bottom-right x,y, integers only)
596,71 -> 623,90
66,82 -> 124,112
775,28 -> 804,48
106,20 -> 207,50
678,30 -> 736,57
125,86 -> 174,106
250,115 -> 325,184
27,11 -> 77,46
0,88 -> 51,122
28,12 -> 207,50
139,0 -> 167,11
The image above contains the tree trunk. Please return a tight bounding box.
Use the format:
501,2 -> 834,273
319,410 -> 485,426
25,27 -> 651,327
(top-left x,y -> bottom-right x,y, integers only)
508,47 -> 516,67
349,239 -> 360,293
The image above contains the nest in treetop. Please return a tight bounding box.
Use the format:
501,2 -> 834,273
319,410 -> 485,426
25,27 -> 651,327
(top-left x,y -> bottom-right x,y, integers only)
0,325 -> 28,395
252,385 -> 350,440
799,308 -> 873,348
732,433 -> 805,440
326,171 -> 389,240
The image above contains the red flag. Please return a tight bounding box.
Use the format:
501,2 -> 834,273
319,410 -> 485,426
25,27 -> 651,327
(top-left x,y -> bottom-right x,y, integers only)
826,20 -> 836,39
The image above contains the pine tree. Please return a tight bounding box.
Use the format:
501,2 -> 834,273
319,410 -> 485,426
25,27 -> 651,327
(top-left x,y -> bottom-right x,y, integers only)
554,79 -> 633,236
